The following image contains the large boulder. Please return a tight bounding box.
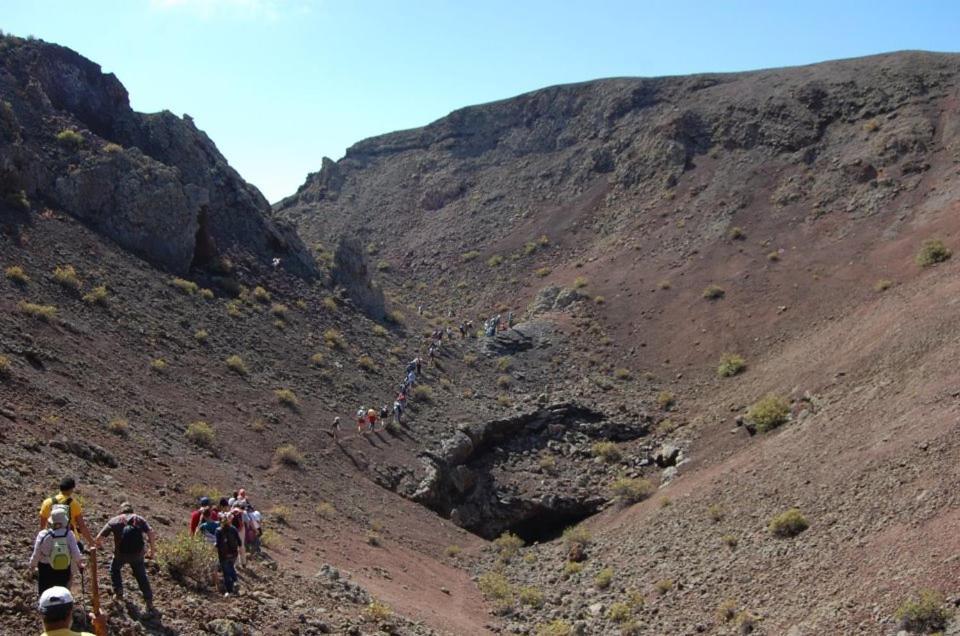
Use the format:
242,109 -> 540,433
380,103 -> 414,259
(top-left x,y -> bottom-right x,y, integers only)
331,236 -> 386,320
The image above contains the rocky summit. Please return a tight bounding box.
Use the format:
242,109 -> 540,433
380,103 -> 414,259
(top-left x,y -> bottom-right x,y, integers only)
3,30 -> 960,636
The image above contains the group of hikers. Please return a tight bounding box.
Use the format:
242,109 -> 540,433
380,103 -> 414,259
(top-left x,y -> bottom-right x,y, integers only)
26,476 -> 268,635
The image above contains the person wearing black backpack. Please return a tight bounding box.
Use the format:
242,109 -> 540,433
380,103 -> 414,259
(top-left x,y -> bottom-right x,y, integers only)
94,502 -> 157,616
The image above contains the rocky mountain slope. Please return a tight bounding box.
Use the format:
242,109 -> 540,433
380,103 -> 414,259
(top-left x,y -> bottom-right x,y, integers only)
278,51 -> 960,634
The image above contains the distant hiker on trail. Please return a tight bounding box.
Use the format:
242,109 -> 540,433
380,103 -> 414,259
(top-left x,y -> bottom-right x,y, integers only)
197,509 -> 218,545
37,586 -> 107,636
190,497 -> 218,536
397,391 -> 407,409
331,416 -> 341,439
246,503 -> 262,554
28,505 -> 83,596
507,311 -> 513,328
466,320 -> 474,337
218,497 -> 230,516
367,408 -> 378,432
417,304 -> 423,315
95,502 -> 156,616
39,476 -> 94,546
393,400 -> 403,425
428,344 -> 436,361
227,503 -> 248,566
215,516 -> 242,596
458,323 -> 466,338
356,408 -> 367,434
380,404 -> 390,422
415,356 -> 422,375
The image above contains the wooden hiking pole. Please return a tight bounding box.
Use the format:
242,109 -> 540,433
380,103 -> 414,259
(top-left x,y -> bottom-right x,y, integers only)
87,547 -> 107,636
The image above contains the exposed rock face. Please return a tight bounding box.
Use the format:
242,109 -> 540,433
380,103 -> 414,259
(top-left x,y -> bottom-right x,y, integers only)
408,402 -> 649,539
331,236 -> 386,319
0,35 -> 315,276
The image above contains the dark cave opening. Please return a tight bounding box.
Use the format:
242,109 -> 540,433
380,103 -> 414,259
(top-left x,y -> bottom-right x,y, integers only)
506,505 -> 600,544
191,206 -> 217,268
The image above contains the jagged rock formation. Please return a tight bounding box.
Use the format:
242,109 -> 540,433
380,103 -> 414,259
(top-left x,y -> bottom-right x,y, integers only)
0,35 -> 315,276
331,235 -> 386,319
406,403 -> 649,539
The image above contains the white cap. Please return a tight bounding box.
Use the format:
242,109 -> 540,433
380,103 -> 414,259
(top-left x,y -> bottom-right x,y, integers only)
38,586 -> 74,613
48,507 -> 69,527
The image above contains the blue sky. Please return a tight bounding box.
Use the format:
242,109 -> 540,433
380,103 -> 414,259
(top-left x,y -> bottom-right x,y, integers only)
4,1 -> 959,201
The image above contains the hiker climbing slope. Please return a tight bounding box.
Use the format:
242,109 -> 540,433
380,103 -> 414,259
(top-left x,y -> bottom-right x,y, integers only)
28,506 -> 83,597
39,476 -> 94,546
95,502 -> 157,616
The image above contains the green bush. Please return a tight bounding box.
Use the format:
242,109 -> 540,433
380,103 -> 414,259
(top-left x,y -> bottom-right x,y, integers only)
896,590 -> 952,633
747,394 -> 790,432
494,532 -> 524,561
592,441 -> 622,463
717,353 -> 746,377
273,444 -> 303,467
519,586 -> 544,608
157,532 -> 218,589
185,421 -> 215,448
607,602 -> 632,623
703,284 -> 725,300
82,285 -> 108,305
5,265 -> 28,284
595,567 -> 613,590
477,570 -> 513,602
171,277 -> 198,295
610,477 -> 654,504
916,239 -> 951,267
55,129 -> 84,149
535,620 -> 572,636
225,355 -> 248,375
768,508 -> 809,537
18,301 -> 55,321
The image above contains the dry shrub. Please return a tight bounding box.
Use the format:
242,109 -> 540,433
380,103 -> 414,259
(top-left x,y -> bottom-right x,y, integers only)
273,444 -> 303,467
768,508 -> 808,538
185,421 -> 215,448
156,531 -> 218,589
18,301 -> 56,321
82,285 -> 108,305
747,394 -> 789,432
225,355 -> 248,375
5,265 -> 28,284
610,477 -> 653,504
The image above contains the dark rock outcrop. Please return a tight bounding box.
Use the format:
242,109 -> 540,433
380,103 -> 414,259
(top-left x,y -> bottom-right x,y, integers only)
331,236 -> 386,320
0,35 -> 316,277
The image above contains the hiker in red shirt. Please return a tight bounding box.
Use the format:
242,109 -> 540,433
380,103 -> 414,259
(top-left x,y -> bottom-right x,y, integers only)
190,497 -> 218,536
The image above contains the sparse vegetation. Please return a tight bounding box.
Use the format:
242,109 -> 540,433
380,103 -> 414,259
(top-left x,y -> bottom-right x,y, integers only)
270,505 -> 291,525
496,356 -> 513,371
595,567 -> 613,590
722,534 -> 738,549
594,295 -> 606,304
592,441 -> 622,463
194,329 -> 208,343
364,600 -> 393,622
708,504 -> 724,523
657,390 -> 675,410
874,279 -> 893,292
916,239 -> 951,267
157,531 -> 218,589
461,250 -> 481,262
535,620 -> 572,636
53,265 -> 81,290
5,190 -> 29,210
376,260 -> 391,272
487,254 -> 503,267
0,355 -> 9,378
747,394 -> 790,432
371,324 -> 388,337
562,525 -> 591,549
226,299 -> 243,317
478,570 -> 514,603
496,374 -> 512,388
55,129 -> 84,149
107,417 -> 129,436
717,353 -> 746,378
225,355 -> 248,376
199,288 -> 214,299
573,276 -> 588,288
767,250 -> 781,262
358,355 -> 376,371
273,444 -> 303,467
323,328 -> 346,349
519,586 -> 544,608
444,544 -> 461,558
607,602 -> 632,623
614,367 -> 632,380
274,388 -> 299,408
259,528 -> 280,549
103,142 -> 123,153
494,531 -> 524,561
768,508 -> 809,537
82,285 -> 108,305
5,265 -> 28,285
703,284 -> 725,300
658,280 -> 671,290
463,353 -> 478,367
496,394 -> 513,407
728,226 -> 746,240
317,501 -> 335,517
185,421 -> 215,448
535,266 -> 551,277
171,277 -> 198,295
562,561 -> 584,577
270,303 -> 288,318
717,598 -> 739,623
654,579 -> 674,595
150,358 -> 168,373
895,589 -> 952,633
412,385 -> 434,402
322,296 -> 337,311
252,286 -> 271,302
538,454 -> 558,475
610,477 -> 654,504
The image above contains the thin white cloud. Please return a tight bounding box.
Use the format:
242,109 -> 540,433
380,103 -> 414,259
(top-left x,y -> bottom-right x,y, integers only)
148,0 -> 311,21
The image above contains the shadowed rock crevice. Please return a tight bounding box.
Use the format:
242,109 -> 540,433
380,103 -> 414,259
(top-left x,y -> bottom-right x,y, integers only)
406,403 -> 648,540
